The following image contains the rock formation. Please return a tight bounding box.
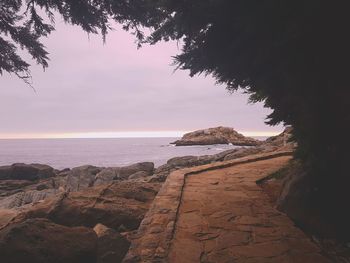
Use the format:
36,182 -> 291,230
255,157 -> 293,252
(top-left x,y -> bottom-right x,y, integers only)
20,181 -> 160,230
93,223 -> 130,263
0,127 -> 296,263
0,218 -> 98,263
171,126 -> 260,146
0,181 -> 160,263
0,163 -> 55,181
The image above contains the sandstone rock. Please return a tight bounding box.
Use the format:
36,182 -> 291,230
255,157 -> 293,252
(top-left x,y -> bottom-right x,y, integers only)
0,163 -> 55,181
22,181 -> 160,230
172,126 -> 260,146
0,218 -> 98,263
94,223 -> 130,263
0,208 -> 18,229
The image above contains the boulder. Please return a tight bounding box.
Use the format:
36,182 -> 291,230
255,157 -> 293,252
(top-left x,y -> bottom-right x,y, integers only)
94,167 -> 118,185
275,160 -> 350,240
0,166 -> 12,180
0,218 -> 98,263
166,155 -> 214,167
93,223 -> 130,263
117,162 -> 154,180
0,188 -> 60,209
0,163 -> 55,181
128,171 -> 152,180
172,126 -> 260,146
94,162 -> 154,185
264,126 -> 294,148
21,181 -> 160,230
223,147 -> 264,161
0,180 -> 35,198
66,165 -> 101,191
56,168 -> 71,177
150,148 -> 268,182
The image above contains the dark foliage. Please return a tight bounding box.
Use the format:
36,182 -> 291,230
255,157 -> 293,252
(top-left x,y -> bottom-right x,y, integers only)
1,1 -> 350,220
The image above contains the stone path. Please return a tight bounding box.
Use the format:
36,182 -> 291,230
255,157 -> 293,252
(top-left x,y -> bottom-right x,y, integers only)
123,152 -> 330,262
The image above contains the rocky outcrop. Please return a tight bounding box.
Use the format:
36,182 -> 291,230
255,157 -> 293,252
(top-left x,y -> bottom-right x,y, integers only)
149,147 -> 276,182
0,163 -> 55,181
171,126 -> 260,146
0,128 -> 299,263
20,181 -> 160,231
0,180 -> 159,263
64,162 -> 154,191
0,188 -> 61,209
94,162 -> 154,186
65,165 -> 102,192
94,223 -> 130,263
0,218 -> 98,263
0,161 -> 156,211
264,126 -> 294,147
0,209 -> 18,229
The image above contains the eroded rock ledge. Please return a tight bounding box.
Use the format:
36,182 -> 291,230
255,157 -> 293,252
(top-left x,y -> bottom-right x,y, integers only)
171,126 -> 261,146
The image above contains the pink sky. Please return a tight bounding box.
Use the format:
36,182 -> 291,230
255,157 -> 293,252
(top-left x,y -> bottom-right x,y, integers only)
0,20 -> 283,138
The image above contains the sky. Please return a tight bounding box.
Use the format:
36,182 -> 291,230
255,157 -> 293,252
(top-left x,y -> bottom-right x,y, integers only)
0,19 -> 284,139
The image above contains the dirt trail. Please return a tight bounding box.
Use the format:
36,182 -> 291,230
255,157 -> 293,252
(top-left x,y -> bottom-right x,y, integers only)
168,156 -> 329,263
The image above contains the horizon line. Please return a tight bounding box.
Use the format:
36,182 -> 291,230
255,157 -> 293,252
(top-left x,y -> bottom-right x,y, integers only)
0,130 -> 281,140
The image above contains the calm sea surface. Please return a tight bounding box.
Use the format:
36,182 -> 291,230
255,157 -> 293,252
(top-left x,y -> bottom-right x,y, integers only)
0,137 -> 266,169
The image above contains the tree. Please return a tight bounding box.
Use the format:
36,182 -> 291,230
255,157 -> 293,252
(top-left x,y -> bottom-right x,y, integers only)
1,1 -> 350,233
0,0 -> 162,84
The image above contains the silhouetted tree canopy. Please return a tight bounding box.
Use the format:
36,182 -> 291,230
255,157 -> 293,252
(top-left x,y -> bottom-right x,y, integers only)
1,1 -> 350,206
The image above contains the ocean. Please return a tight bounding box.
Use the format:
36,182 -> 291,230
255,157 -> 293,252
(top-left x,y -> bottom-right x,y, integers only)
0,137 -> 266,169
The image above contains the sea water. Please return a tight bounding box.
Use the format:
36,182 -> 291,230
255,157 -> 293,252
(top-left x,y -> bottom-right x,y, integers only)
0,137 -> 266,169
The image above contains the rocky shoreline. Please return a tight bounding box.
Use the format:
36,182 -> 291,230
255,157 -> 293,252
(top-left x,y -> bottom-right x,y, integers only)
0,128 -> 294,263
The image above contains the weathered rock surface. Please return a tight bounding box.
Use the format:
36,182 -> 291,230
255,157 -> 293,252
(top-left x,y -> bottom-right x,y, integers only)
20,181 -> 160,230
0,208 -> 18,229
66,165 -> 102,191
260,160 -> 350,262
94,223 -> 130,263
265,126 -> 293,147
94,162 -> 154,185
0,180 -> 34,198
0,161 -> 156,211
276,161 -> 350,239
0,218 -> 98,263
149,147 -> 279,182
0,188 -> 60,209
0,163 -> 55,181
172,126 -> 260,146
